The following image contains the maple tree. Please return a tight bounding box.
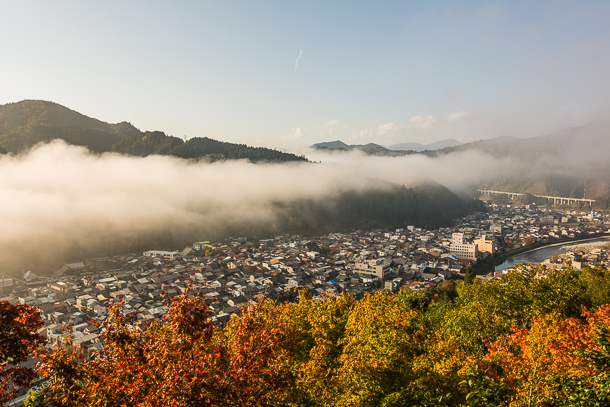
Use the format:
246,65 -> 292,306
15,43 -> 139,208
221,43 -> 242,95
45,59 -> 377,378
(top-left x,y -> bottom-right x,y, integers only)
483,304 -> 610,406
40,291 -> 297,407
0,300 -> 46,406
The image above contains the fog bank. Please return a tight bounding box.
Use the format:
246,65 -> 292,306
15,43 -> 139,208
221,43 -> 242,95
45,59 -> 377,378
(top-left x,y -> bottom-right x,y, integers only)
1,141 -> 515,273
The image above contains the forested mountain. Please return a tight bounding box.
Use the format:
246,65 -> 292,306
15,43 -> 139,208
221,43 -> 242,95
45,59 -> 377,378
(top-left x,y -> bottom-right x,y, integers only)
111,131 -> 184,156
170,136 -> 307,162
0,100 -> 307,163
254,179 -> 484,236
0,100 -> 137,153
112,132 -> 307,162
313,139 -> 463,152
313,143 -> 420,157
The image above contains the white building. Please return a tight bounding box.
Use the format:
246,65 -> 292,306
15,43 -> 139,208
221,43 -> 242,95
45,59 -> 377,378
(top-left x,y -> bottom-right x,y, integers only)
143,250 -> 181,261
449,243 -> 478,260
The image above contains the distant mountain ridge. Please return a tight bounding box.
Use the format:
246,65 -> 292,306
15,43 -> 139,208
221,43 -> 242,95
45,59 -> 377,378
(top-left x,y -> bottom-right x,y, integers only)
0,100 -> 306,163
312,140 -> 385,150
426,120 -> 610,201
387,139 -> 462,151
313,138 -> 462,152
425,121 -> 610,159
311,121 -> 610,202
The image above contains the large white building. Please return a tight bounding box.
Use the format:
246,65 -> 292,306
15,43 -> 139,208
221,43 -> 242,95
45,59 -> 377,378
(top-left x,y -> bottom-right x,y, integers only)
450,232 -> 478,260
449,243 -> 478,260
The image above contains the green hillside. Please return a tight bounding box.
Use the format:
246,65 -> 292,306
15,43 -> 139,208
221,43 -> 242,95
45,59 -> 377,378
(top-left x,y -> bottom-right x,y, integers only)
263,179 -> 484,236
112,132 -> 308,163
0,100 -> 138,153
170,136 -> 307,162
111,131 -> 184,156
0,100 -> 308,163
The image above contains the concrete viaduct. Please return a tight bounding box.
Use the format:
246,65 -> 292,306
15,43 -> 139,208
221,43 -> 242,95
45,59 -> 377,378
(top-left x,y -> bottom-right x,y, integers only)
477,190 -> 595,206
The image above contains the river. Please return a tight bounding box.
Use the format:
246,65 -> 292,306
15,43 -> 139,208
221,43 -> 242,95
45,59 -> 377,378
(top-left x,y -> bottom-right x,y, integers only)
495,236 -> 610,273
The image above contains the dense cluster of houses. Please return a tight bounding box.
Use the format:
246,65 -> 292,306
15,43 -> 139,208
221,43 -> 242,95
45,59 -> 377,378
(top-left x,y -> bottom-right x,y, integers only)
1,204 -> 609,404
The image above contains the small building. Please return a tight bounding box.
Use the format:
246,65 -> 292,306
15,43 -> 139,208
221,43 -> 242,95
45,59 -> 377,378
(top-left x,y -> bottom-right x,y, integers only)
143,250 -> 181,261
474,235 -> 496,254
353,259 -> 391,279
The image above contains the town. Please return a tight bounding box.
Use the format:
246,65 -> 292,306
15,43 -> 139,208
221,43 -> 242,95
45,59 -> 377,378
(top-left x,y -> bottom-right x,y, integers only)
2,203 -> 610,403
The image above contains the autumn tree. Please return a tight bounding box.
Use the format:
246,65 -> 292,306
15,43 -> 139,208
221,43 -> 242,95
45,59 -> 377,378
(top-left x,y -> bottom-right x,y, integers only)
486,305 -> 610,406
0,301 -> 46,406
40,291 -> 298,407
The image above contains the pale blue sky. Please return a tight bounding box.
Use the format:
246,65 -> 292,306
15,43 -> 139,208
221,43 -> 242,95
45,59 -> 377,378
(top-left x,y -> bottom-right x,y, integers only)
1,1 -> 609,148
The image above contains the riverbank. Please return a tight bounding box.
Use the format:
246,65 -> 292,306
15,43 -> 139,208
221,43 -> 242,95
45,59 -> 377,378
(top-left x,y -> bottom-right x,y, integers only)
474,233 -> 609,274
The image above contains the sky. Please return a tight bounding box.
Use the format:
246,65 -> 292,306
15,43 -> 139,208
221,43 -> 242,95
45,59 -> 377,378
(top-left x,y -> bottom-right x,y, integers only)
1,1 -> 610,149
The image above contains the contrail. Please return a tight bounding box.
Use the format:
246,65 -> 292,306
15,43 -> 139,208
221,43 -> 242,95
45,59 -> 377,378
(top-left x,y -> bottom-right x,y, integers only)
294,49 -> 302,72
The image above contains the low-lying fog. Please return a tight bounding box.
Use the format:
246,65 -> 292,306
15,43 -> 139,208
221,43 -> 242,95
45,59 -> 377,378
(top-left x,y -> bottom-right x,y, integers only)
0,140 -> 541,274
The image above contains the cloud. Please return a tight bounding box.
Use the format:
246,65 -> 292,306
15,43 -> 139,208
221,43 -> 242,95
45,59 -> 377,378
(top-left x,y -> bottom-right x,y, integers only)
410,115 -> 438,130
8,140 -> 512,270
447,111 -> 469,122
326,120 -> 338,126
294,49 -> 302,72
0,141 -> 368,270
349,128 -> 374,141
377,122 -> 408,137
283,127 -> 307,140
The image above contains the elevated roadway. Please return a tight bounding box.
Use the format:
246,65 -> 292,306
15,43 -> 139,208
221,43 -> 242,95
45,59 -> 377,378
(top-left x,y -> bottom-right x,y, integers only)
478,190 -> 595,205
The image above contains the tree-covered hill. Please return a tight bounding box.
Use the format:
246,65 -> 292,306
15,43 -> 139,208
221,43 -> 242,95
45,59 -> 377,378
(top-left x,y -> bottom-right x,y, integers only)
0,100 -> 308,163
112,132 -> 308,163
0,100 -> 138,153
111,131 -> 184,157
244,180 -> 484,237
170,136 -> 307,162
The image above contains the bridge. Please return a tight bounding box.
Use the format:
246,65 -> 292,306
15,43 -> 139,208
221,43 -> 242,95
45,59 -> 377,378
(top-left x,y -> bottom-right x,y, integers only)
477,190 -> 595,206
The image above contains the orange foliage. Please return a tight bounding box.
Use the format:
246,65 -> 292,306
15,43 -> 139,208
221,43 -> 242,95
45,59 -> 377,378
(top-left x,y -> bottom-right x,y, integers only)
487,305 -> 610,406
